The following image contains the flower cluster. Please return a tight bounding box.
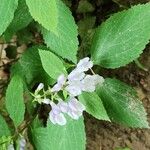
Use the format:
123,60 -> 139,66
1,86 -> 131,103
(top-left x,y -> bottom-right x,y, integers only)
32,57 -> 104,126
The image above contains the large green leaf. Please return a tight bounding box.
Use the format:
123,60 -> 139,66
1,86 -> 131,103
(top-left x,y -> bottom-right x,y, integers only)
5,0 -> 32,37
30,117 -> 86,150
79,92 -> 110,121
97,78 -> 149,128
0,115 -> 10,137
18,46 -> 54,85
39,49 -> 67,79
6,75 -> 25,127
91,3 -> 150,68
41,0 -> 78,63
0,0 -> 18,35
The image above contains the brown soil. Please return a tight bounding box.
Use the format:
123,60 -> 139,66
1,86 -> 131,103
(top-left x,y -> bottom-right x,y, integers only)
85,47 -> 150,150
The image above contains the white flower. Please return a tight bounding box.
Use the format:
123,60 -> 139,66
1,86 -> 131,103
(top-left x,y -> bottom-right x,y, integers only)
67,97 -> 85,120
42,98 -> 50,104
65,81 -> 82,96
49,102 -> 66,126
7,144 -> 14,150
77,57 -> 93,72
82,74 -> 104,92
36,83 -> 44,91
68,69 -> 85,82
19,137 -> 26,150
51,74 -> 66,92
57,100 -> 68,113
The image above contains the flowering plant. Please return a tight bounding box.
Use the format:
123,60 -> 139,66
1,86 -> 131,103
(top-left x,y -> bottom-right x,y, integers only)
0,0 -> 150,149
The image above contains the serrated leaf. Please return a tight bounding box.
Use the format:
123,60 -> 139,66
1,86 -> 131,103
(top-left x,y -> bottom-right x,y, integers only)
26,0 -> 58,33
0,0 -> 18,35
6,75 -> 25,127
18,46 -> 54,85
4,0 -> 32,39
91,3 -> 150,68
41,0 -> 78,63
30,117 -> 86,150
39,49 -> 67,79
79,92 -> 110,121
97,78 -> 149,128
0,115 -> 10,137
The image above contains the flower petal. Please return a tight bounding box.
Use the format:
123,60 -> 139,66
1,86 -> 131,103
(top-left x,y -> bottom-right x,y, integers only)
55,113 -> 67,126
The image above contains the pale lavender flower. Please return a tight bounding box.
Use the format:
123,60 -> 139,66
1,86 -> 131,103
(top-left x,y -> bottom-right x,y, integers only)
51,74 -> 66,92
42,98 -> 50,104
19,137 -> 26,150
65,81 -> 82,97
67,97 -> 85,120
36,83 -> 44,92
7,144 -> 14,150
57,100 -> 68,113
76,57 -> 93,72
82,74 -> 104,92
49,101 -> 66,126
68,69 -> 85,82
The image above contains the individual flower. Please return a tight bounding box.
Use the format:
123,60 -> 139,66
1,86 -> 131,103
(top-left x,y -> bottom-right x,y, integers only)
36,83 -> 44,92
51,74 -> 66,92
8,144 -> 14,150
57,99 -> 68,113
42,98 -> 50,104
67,97 -> 85,120
76,57 -> 93,72
49,101 -> 66,126
19,137 -> 26,150
68,69 -> 85,82
82,74 -> 104,92
65,80 -> 82,97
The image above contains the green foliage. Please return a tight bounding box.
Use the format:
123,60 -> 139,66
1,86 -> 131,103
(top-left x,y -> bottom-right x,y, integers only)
26,0 -> 58,33
39,49 -> 67,79
0,0 -> 18,35
79,92 -> 110,121
0,115 -> 10,137
30,117 -> 86,150
41,0 -> 78,63
97,78 -> 149,128
91,3 -> 150,68
6,75 -> 25,127
17,46 -> 54,85
4,0 -> 32,39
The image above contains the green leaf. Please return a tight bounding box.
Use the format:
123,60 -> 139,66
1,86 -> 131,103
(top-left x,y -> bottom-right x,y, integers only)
30,117 -> 86,150
18,46 -> 54,85
91,3 -> 150,68
97,78 -> 149,128
0,0 -> 18,35
0,115 -> 10,137
41,0 -> 78,63
26,0 -> 58,33
39,49 -> 67,79
79,92 -> 110,121
6,75 -> 25,127
4,0 -> 32,38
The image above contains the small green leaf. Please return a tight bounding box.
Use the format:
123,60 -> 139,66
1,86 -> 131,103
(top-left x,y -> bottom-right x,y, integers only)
4,0 -> 32,39
0,115 -> 10,137
18,46 -> 54,85
0,0 -> 18,35
97,78 -> 149,128
41,0 -> 78,63
91,3 -> 150,68
6,75 -> 25,127
39,49 -> 67,79
30,117 -> 86,150
79,92 -> 110,121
